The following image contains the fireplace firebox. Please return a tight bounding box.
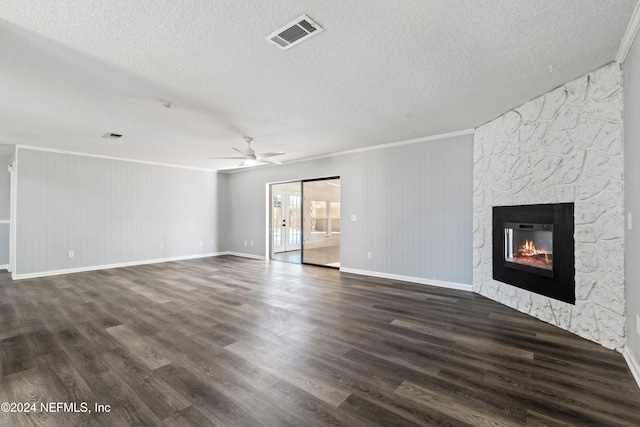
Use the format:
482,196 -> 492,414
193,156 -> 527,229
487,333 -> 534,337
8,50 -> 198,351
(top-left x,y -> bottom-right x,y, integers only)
493,203 -> 575,304
504,222 -> 553,277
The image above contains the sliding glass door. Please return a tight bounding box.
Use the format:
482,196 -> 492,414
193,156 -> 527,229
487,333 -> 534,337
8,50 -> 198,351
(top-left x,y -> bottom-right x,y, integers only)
302,178 -> 341,268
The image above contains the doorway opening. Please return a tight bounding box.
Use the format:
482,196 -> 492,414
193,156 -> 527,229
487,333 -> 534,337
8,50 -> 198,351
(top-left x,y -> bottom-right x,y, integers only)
302,177 -> 341,268
271,182 -> 302,263
269,177 -> 341,268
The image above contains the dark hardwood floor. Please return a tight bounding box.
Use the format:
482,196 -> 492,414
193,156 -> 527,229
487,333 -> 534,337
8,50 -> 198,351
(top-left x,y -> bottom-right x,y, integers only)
1,255 -> 639,426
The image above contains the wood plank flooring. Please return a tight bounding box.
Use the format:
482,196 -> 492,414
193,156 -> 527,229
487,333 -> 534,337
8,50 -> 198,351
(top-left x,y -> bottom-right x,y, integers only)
1,255 -> 639,426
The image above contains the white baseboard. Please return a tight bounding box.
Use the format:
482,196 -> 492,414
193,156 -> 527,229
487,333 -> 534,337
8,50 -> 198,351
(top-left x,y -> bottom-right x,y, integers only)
225,251 -> 267,260
0,264 -> 8,271
624,347 -> 640,390
11,252 -> 228,280
339,267 -> 473,292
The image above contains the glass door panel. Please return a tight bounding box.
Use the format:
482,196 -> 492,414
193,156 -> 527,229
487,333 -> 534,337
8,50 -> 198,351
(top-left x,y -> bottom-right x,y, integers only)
272,193 -> 283,252
286,193 -> 301,250
302,178 -> 341,267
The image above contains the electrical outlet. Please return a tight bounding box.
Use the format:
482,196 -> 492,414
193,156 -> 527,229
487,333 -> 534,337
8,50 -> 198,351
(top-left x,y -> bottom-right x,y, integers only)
160,243 -> 163,249
68,250 -> 74,258
367,252 -> 372,259
199,241 -> 203,247
251,241 -> 254,246
244,241 -> 247,246
351,214 -> 357,221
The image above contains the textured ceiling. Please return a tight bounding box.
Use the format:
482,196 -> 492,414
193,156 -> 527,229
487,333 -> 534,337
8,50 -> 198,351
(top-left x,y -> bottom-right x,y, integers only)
0,1 -> 637,170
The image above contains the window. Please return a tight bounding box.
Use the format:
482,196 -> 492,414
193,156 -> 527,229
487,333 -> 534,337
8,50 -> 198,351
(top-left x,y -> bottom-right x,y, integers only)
310,200 -> 327,234
309,200 -> 340,235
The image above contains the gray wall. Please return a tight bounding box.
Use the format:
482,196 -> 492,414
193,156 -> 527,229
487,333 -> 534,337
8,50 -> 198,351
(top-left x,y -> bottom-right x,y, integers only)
0,154 -> 10,219
15,148 -> 228,276
227,133 -> 473,286
624,33 -> 640,369
0,153 -> 11,267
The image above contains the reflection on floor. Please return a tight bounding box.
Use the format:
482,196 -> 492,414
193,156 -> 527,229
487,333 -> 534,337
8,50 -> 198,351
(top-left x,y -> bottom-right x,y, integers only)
272,250 -> 301,264
272,245 -> 340,268
302,245 -> 341,268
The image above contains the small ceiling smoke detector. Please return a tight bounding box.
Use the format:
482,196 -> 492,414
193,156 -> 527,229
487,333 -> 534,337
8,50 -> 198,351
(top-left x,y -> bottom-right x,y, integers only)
102,132 -> 123,139
160,99 -> 175,109
266,14 -> 323,50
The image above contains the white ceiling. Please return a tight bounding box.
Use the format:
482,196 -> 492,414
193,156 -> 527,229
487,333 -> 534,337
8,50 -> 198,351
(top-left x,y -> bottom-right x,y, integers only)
0,1 -> 637,171
0,145 -> 13,156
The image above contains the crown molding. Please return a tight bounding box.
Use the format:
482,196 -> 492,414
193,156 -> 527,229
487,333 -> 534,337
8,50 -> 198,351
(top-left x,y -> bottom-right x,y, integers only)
15,145 -> 217,173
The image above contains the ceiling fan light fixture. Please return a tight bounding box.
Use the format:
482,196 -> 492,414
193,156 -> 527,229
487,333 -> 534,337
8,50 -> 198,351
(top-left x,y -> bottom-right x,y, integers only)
208,136 -> 285,168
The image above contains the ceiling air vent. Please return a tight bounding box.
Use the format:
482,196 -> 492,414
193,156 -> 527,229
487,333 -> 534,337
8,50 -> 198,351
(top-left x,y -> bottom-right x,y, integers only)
266,14 -> 323,50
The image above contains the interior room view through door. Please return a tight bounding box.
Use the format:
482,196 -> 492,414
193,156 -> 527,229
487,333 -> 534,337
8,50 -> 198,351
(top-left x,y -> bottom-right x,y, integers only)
302,177 -> 341,268
270,178 -> 341,268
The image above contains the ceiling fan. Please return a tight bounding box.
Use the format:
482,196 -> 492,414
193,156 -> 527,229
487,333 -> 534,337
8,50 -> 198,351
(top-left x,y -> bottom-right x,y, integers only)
209,136 -> 285,167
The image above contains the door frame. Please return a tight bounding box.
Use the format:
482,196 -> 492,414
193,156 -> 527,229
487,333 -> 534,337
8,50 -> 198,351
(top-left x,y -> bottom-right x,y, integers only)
8,150 -> 17,274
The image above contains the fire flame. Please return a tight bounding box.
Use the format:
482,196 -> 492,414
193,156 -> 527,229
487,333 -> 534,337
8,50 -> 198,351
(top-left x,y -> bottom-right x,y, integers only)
520,240 -> 547,257
509,239 -> 552,270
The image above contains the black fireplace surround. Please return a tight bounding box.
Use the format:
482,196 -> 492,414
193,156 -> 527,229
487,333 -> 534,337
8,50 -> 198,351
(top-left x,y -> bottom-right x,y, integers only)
493,203 -> 575,304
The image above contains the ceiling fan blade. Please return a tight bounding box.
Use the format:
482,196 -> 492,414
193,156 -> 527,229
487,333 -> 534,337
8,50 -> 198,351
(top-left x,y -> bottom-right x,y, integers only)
258,158 -> 282,165
258,152 -> 285,158
210,137 -> 286,167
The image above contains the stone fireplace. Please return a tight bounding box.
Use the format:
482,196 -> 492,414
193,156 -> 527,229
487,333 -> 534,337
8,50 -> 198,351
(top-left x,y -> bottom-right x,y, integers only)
473,62 -> 625,350
493,203 -> 575,305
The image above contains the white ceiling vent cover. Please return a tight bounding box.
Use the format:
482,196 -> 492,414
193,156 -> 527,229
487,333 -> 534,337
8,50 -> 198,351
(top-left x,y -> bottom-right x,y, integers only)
266,14 -> 323,50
